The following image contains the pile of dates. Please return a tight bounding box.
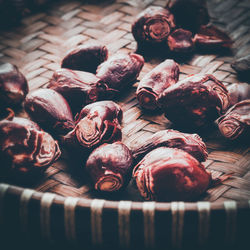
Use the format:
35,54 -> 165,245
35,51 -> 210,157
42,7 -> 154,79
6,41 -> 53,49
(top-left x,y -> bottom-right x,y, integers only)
132,0 -> 232,56
1,1 -> 249,201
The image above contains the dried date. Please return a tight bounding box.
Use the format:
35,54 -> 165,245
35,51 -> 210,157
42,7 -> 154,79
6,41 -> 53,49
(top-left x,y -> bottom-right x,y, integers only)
133,147 -> 211,201
96,53 -> 144,95
136,59 -> 179,110
48,68 -> 112,114
24,88 -> 75,136
167,28 -> 194,53
86,142 -> 133,192
132,129 -> 208,162
0,117 -> 61,176
166,0 -> 209,33
61,44 -> 108,73
217,99 -> 250,140
64,100 -> 122,150
158,74 -> 230,128
194,24 -> 233,50
0,63 -> 28,106
132,6 -> 175,45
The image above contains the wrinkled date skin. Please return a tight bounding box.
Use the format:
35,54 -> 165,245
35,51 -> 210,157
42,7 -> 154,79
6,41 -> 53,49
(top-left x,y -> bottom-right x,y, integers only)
86,142 -> 133,192
194,24 -> 233,50
132,6 -> 175,45
136,59 -> 179,110
158,74 -> 230,128
132,129 -> 208,163
64,101 -> 122,150
96,53 -> 144,94
24,88 -> 75,136
167,28 -> 194,53
0,63 -> 29,106
0,117 -> 61,176
227,83 -> 250,107
61,44 -> 108,73
217,99 -> 250,140
133,147 -> 211,201
48,68 -> 111,114
166,0 -> 209,33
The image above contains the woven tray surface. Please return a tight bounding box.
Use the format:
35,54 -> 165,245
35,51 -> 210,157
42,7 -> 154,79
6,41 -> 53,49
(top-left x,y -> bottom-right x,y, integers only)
0,0 -> 250,203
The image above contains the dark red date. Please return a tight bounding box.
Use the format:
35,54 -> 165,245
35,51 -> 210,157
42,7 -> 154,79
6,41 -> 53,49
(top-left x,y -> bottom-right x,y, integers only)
136,59 -> 179,110
0,117 -> 61,175
96,53 -> 144,94
48,68 -> 111,114
64,100 -> 122,150
158,74 -> 230,128
133,147 -> 211,201
217,99 -> 250,140
61,44 -> 108,73
166,0 -> 209,33
132,129 -> 208,162
0,63 -> 28,106
194,24 -> 233,50
24,88 -> 75,135
132,6 -> 175,45
167,28 -> 194,53
86,142 -> 133,192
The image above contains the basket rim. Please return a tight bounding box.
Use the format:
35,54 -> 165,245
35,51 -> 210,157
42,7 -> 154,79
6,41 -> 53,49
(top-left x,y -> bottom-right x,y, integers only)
1,183 -> 250,211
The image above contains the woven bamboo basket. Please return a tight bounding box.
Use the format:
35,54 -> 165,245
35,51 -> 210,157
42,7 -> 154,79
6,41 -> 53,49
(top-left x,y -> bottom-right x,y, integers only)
0,0 -> 250,249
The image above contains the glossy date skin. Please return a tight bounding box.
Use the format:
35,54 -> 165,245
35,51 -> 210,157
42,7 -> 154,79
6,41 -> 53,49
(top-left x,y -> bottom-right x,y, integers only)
64,101 -> 122,150
132,6 -> 175,45
136,59 -> 179,110
86,142 -> 133,192
158,74 -> 230,128
0,63 -> 28,106
96,53 -> 144,94
194,25 -> 233,50
61,44 -> 108,73
217,99 -> 250,140
48,68 -> 110,114
132,129 -> 208,163
0,117 -> 61,176
24,88 -> 75,136
227,83 -> 250,107
167,28 -> 194,53
133,147 -> 211,201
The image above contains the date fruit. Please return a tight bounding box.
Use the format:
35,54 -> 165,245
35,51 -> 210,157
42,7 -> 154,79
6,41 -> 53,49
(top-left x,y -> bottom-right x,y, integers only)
136,59 -> 179,110
133,147 -> 211,201
48,68 -> 111,114
0,63 -> 28,106
24,88 -> 75,135
96,53 -> 144,94
227,82 -> 250,107
132,129 -> 208,162
167,28 -> 194,53
64,100 -> 122,150
61,44 -> 108,73
158,74 -> 230,128
217,99 -> 250,140
166,0 -> 209,33
86,142 -> 133,192
0,117 -> 61,175
132,6 -> 175,45
194,25 -> 233,50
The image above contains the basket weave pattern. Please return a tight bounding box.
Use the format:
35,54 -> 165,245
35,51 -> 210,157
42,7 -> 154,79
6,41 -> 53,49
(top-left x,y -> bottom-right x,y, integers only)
0,0 -> 250,249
